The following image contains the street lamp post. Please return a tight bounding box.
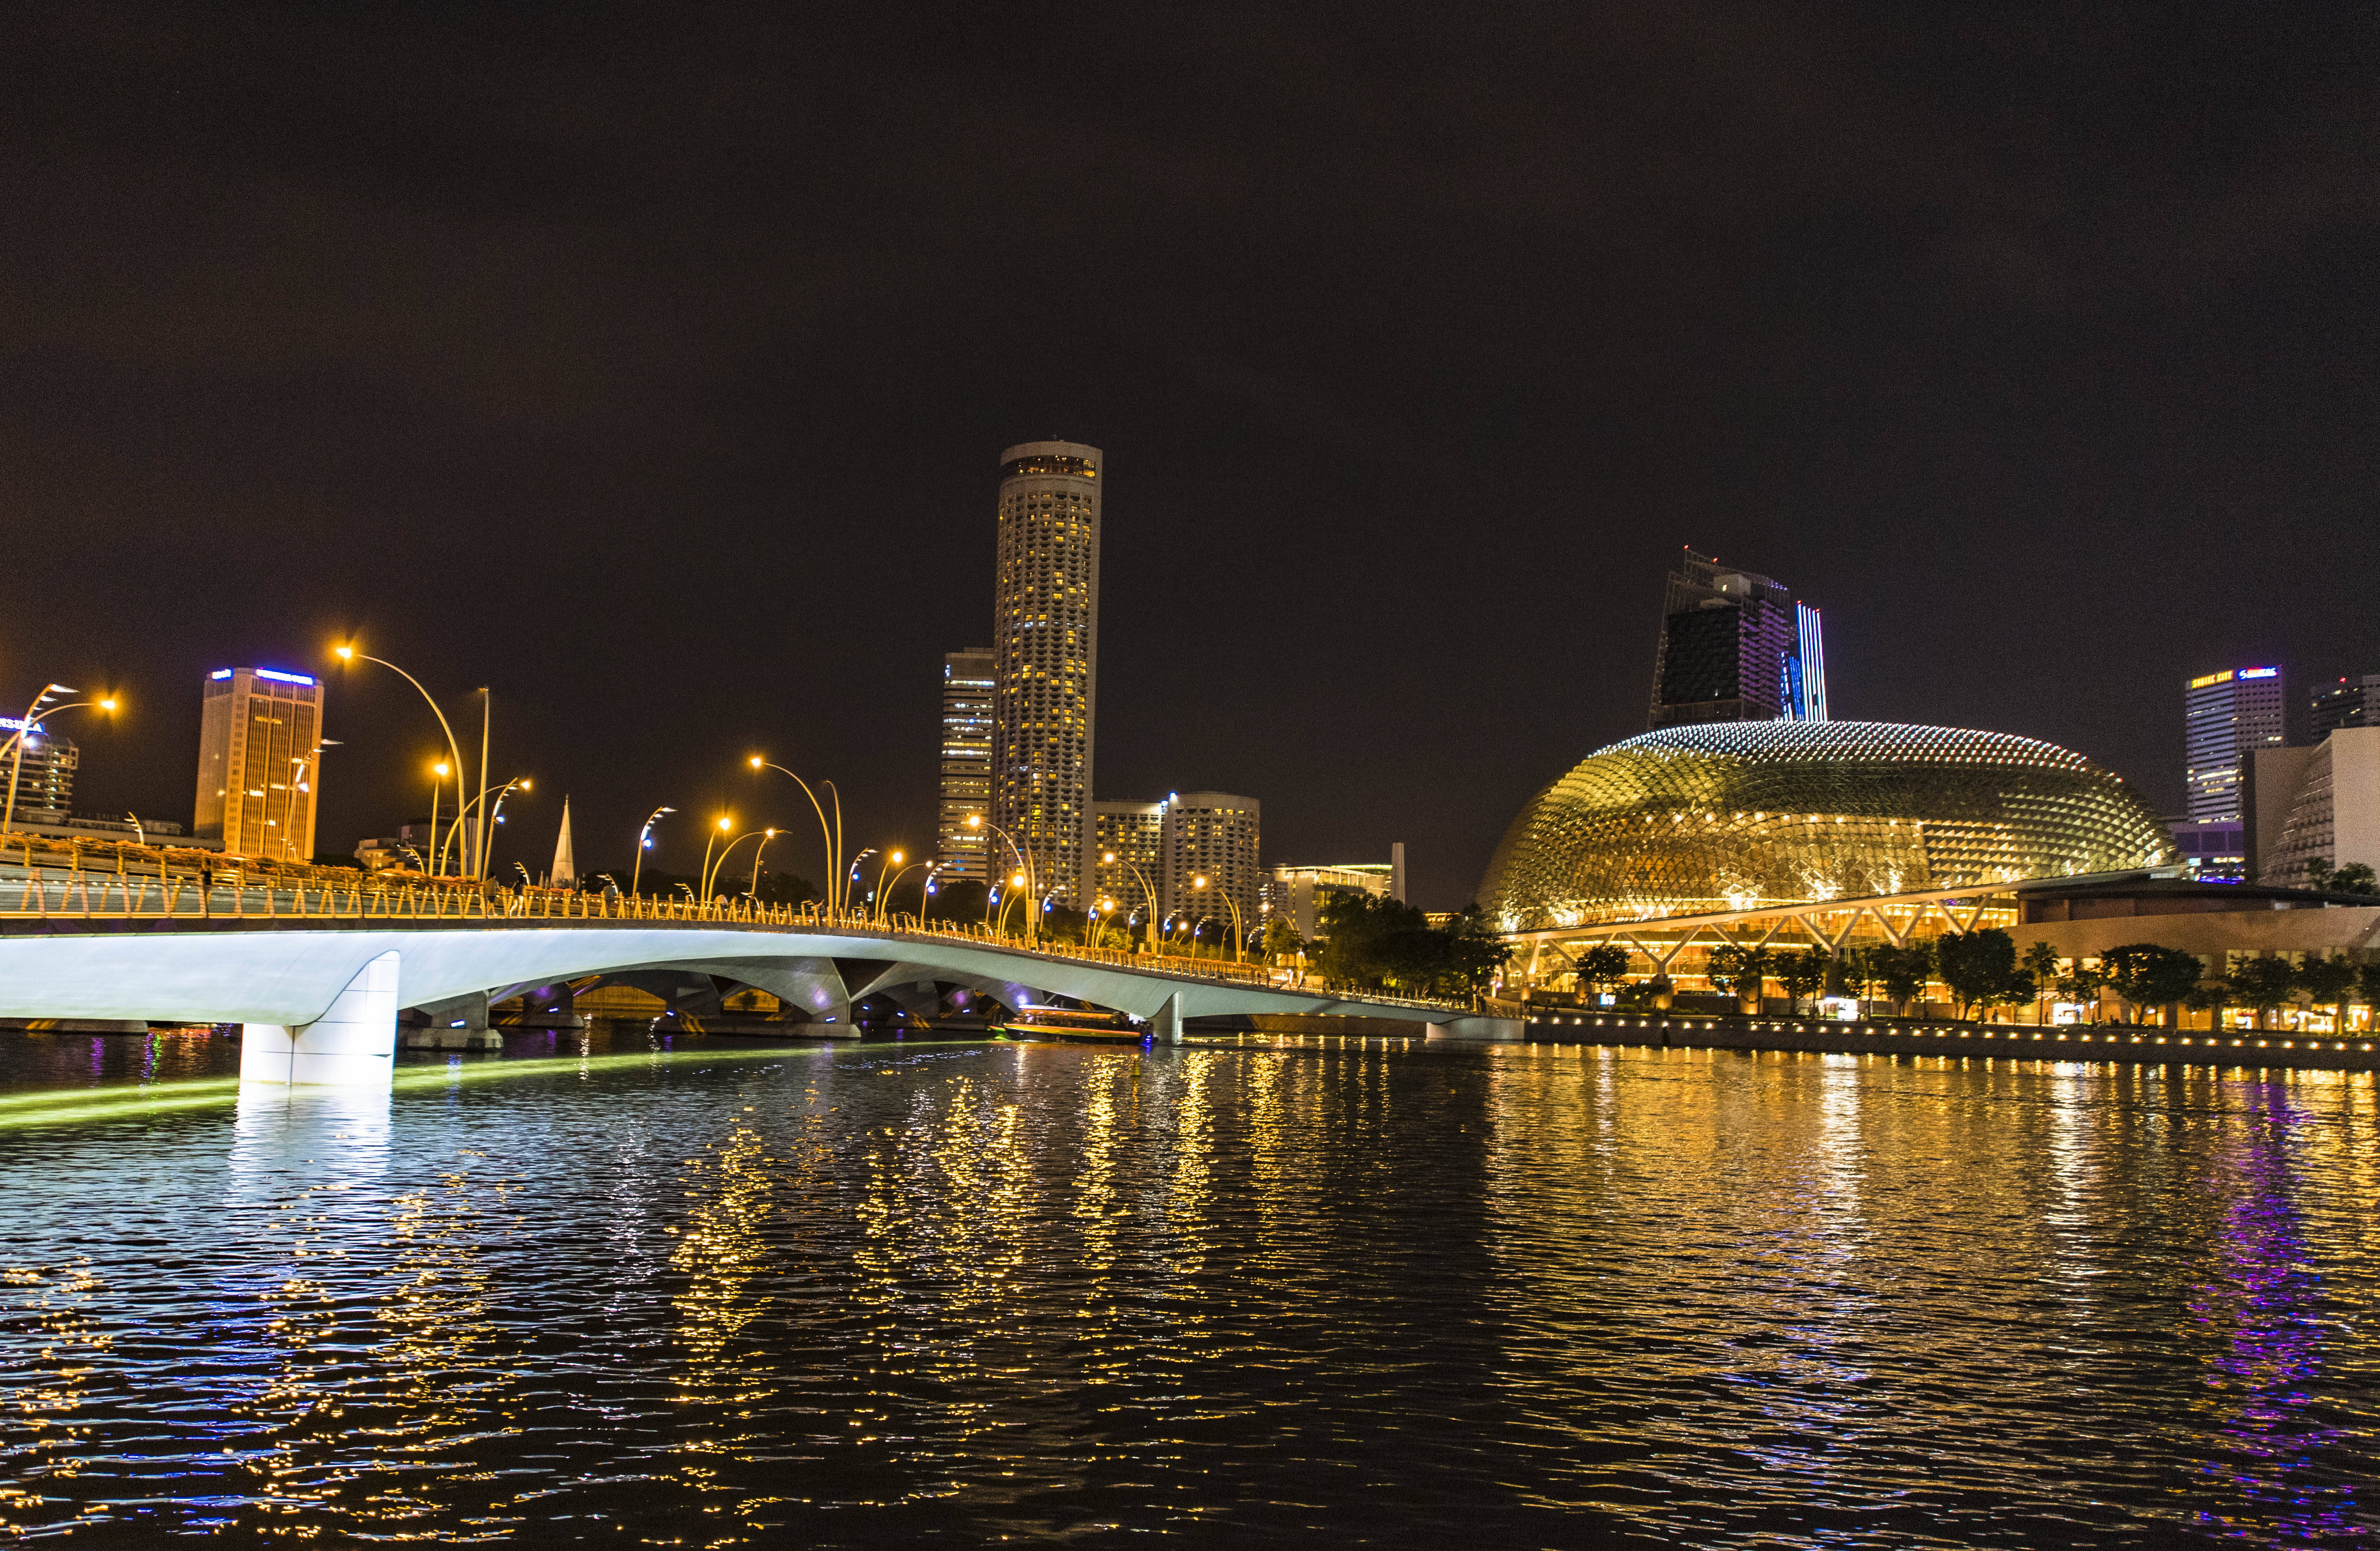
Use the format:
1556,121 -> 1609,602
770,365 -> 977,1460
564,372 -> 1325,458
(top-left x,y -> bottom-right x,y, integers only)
332,646 -> 468,844
965,815 -> 1036,944
750,758 -> 841,914
1101,849 -> 1161,954
3,687 -> 118,834
843,848 -> 877,921
868,849 -> 906,925
699,816 -> 734,901
632,806 -> 676,896
426,761 -> 451,876
442,776 -> 530,879
704,828 -> 775,900
1193,875 -> 1246,963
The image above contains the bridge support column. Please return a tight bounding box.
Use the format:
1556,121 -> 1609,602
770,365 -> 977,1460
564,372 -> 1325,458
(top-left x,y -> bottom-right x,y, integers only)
1425,1015 -> 1525,1041
242,951 -> 401,1087
404,991 -> 500,1050
1152,994 -> 1184,1045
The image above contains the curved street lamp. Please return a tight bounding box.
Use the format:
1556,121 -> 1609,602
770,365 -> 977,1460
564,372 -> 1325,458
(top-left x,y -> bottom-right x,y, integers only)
875,856 -> 937,926
1193,875 -> 1246,963
705,827 -> 775,899
632,806 -> 676,896
699,815 -> 735,901
966,815 -> 1036,944
332,646 -> 468,832
750,757 -> 841,913
3,687 -> 118,833
442,775 -> 530,878
1102,849 -> 1161,953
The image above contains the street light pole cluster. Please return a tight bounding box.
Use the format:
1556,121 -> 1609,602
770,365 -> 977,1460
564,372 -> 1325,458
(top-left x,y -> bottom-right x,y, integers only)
2,685 -> 118,834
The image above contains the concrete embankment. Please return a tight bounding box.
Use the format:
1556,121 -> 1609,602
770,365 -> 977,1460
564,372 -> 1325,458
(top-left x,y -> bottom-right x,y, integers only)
1517,1010 -> 2380,1072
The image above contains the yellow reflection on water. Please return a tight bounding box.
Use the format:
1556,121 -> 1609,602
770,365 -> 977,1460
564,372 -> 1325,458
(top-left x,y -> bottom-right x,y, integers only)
0,1258 -> 112,1538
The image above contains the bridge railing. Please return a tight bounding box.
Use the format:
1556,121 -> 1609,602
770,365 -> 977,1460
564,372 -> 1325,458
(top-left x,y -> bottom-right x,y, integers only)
0,852 -> 1340,996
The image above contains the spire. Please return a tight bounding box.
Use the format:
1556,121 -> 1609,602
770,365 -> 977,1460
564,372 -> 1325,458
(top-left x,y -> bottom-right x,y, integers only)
551,797 -> 576,888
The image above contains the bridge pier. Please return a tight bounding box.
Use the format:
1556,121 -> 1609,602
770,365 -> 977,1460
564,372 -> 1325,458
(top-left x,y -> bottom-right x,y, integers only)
1153,994 -> 1184,1044
241,951 -> 402,1087
403,991 -> 501,1050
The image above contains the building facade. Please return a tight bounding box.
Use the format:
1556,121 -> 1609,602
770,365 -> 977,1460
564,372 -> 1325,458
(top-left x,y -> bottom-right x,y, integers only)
991,440 -> 1101,907
2,718 -> 76,818
2247,726 -> 2380,889
194,667 -> 325,862
1648,548 -> 1827,730
2185,665 -> 2287,824
2312,674 -> 2380,739
1261,860 -> 1397,940
1091,799 -> 1164,925
1159,792 -> 1260,944
937,647 -> 996,880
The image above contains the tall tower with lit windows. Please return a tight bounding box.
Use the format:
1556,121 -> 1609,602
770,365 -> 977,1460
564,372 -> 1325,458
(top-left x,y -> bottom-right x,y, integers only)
991,440 -> 1101,907
194,666 -> 325,861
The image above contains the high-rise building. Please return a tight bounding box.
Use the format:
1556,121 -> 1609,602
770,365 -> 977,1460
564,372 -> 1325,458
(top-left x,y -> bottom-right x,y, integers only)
195,667 -> 325,862
992,440 -> 1101,907
2184,665 -> 2286,825
2311,674 -> 2380,739
1648,548 -> 1827,729
1160,791 -> 1260,944
1092,799 -> 1165,923
2247,726 -> 2380,889
2,718 -> 76,818
937,647 -> 996,880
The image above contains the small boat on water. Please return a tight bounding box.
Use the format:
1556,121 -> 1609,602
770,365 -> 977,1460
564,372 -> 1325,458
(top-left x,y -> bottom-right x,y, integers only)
993,1006 -> 1148,1043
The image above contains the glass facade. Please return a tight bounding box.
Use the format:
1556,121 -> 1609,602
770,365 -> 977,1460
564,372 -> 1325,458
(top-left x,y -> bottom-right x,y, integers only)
2183,666 -> 2286,824
194,668 -> 324,862
1648,549 -> 1827,729
936,648 -> 995,880
992,440 -> 1101,906
1480,720 -> 2176,932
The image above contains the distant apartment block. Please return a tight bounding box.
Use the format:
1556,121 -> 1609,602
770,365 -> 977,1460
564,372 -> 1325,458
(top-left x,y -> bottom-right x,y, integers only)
1159,792 -> 1260,943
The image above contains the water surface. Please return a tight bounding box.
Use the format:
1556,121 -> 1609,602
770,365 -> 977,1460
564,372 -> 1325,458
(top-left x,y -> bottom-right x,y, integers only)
1,1027 -> 2373,1545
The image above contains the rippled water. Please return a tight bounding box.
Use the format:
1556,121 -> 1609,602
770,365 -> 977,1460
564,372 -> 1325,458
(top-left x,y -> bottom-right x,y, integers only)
1,1027 -> 2375,1546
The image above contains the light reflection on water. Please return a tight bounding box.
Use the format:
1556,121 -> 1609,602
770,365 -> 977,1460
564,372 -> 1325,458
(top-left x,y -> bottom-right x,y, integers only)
0,1030 -> 2373,1545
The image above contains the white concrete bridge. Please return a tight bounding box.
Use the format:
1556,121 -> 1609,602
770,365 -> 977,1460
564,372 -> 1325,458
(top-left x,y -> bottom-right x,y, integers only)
0,865 -> 1514,1084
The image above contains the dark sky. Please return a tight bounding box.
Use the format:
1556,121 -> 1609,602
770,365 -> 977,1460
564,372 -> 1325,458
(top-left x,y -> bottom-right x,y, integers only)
8,4 -> 2378,906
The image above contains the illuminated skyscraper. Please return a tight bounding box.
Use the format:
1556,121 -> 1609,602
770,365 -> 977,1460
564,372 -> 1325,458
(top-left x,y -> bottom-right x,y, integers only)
1092,799 -> 1164,924
992,440 -> 1101,906
1648,548 -> 1827,729
2184,665 -> 2286,824
195,667 -> 325,861
937,647 -> 996,880
1160,792 -> 1261,944
1,718 -> 75,817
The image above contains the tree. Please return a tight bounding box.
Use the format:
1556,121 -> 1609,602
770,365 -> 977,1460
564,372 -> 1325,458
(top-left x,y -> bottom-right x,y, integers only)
1987,968 -> 2037,1019
1261,917 -> 1305,964
2360,960 -> 2380,1023
2056,963 -> 2106,1023
2304,857 -> 2335,894
2184,979 -> 2234,1030
1774,948 -> 1829,1014
2299,952 -> 2357,1031
1937,929 -> 2019,1019
2100,943 -> 2205,1025
1574,942 -> 1633,1001
2331,862 -> 2379,896
2021,941 -> 2063,1024
1706,943 -> 1772,1011
1875,942 -> 1936,1015
2230,956 -> 2301,1030
1843,945 -> 1886,1009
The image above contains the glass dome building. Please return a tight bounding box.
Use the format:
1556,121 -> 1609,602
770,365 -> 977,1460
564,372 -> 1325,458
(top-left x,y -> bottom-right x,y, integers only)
1479,721 -> 2176,931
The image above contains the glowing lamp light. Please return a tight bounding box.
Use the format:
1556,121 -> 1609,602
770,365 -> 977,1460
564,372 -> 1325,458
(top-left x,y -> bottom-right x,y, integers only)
717,816 -> 732,831
749,755 -> 763,768
433,762 -> 449,776
1012,872 -> 1026,886
890,851 -> 903,864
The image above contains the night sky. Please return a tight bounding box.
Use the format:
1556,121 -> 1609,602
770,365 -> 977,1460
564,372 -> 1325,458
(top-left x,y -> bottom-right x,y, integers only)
8,6 -> 2377,906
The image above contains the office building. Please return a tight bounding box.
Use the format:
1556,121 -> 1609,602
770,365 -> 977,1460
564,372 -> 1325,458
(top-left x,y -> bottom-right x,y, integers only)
2168,817 -> 2247,882
937,647 -> 996,880
1092,799 -> 1164,921
2184,665 -> 2287,824
1261,859 -> 1398,940
2,717 -> 76,818
194,667 -> 325,862
1159,792 -> 1260,943
991,440 -> 1101,906
1648,548 -> 1827,730
2247,726 -> 2380,890
2311,674 -> 2380,739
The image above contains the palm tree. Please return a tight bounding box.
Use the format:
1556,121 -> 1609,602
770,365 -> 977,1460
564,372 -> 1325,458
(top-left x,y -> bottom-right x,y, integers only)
2021,941 -> 2062,1024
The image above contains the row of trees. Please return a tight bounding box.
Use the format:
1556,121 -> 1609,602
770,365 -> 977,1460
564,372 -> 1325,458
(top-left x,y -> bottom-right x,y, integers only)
1568,927 -> 2380,1029
1307,894 -> 1513,1000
